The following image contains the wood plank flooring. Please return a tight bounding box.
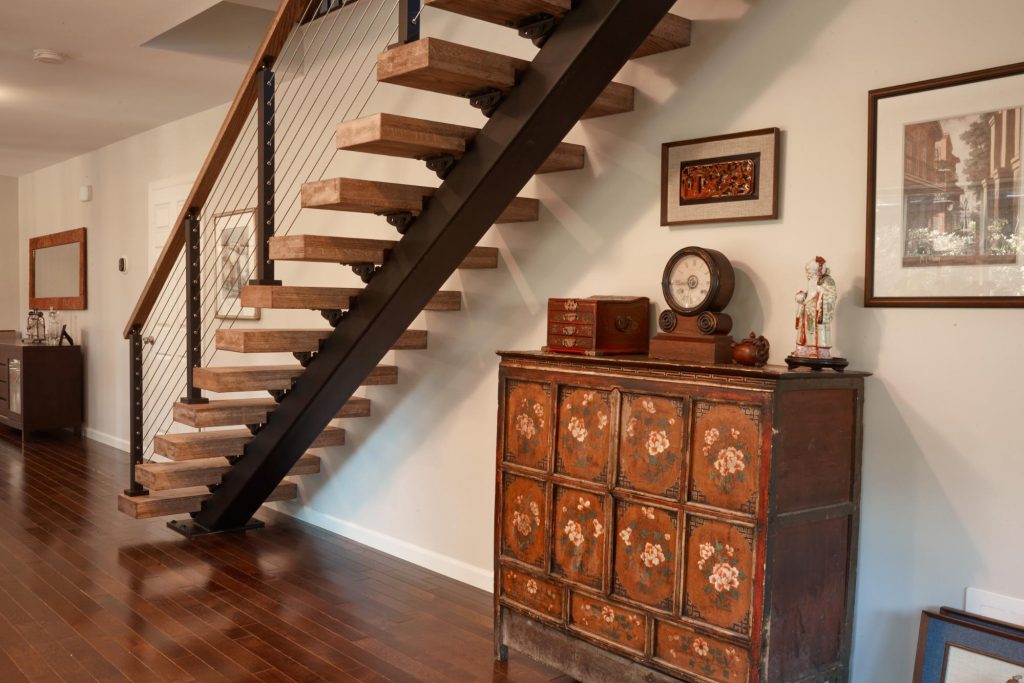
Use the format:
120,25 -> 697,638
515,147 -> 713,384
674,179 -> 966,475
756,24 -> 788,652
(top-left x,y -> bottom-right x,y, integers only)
0,427 -> 568,682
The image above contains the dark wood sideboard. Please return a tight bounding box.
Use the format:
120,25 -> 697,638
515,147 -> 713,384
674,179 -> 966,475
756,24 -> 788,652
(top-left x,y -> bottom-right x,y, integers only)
494,351 -> 867,683
0,335 -> 83,439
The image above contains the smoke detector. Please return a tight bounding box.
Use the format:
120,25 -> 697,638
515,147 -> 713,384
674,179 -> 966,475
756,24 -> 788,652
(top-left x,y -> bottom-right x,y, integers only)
33,49 -> 67,65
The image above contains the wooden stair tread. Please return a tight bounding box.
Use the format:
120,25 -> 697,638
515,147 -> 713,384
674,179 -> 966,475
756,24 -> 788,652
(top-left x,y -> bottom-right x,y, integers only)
269,234 -> 498,270
118,480 -> 298,520
136,454 -> 320,491
154,427 -> 345,460
423,0 -> 571,27
301,177 -> 539,223
174,396 -> 371,428
215,328 -> 427,353
337,113 -> 585,175
377,38 -> 634,119
193,364 -> 397,393
241,284 -> 462,312
423,2 -> 691,59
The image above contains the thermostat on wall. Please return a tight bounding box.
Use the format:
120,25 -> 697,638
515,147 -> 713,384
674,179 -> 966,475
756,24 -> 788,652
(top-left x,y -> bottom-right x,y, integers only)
79,185 -> 92,202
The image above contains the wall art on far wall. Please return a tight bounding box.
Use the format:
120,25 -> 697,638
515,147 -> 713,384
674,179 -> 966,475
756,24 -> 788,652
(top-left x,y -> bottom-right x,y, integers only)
913,609 -> 1024,683
866,61 -> 1024,307
214,209 -> 261,321
661,127 -> 780,226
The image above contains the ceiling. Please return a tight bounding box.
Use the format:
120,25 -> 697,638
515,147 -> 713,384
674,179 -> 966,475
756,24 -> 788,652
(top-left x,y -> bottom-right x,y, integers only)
0,0 -> 279,177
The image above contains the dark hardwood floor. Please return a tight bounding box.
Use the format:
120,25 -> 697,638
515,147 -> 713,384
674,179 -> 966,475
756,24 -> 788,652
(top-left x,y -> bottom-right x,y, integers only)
0,427 -> 569,682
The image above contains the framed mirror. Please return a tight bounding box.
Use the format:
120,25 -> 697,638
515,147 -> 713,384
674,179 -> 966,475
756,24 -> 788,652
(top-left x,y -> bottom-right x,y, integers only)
29,227 -> 87,310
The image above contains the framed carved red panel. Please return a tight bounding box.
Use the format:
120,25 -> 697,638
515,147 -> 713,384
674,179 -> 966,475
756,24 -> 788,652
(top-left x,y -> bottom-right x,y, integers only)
617,394 -> 688,499
500,474 -> 548,569
683,515 -> 756,637
689,400 -> 763,515
551,486 -> 608,589
500,566 -> 564,623
569,592 -> 646,654
504,380 -> 552,472
555,386 -> 614,484
612,500 -> 678,611
654,620 -> 751,683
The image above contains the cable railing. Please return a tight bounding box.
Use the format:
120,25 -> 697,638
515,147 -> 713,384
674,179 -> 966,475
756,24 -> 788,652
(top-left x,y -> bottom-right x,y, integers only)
124,0 -> 420,494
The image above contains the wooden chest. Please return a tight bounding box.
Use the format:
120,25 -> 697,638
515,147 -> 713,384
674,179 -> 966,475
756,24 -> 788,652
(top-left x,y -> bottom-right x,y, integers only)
544,297 -> 649,356
494,351 -> 867,683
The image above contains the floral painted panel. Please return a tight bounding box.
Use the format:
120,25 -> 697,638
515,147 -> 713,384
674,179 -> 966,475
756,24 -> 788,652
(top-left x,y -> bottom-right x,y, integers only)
655,621 -> 751,683
504,381 -> 551,472
569,592 -> 646,654
617,394 -> 687,499
689,401 -> 763,514
683,516 -> 755,636
501,475 -> 547,568
612,501 -> 678,611
500,566 -> 564,622
555,387 -> 613,483
552,487 -> 608,589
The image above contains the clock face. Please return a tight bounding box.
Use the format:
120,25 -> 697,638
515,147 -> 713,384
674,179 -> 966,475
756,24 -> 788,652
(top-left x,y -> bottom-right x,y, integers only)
668,254 -> 713,312
661,246 -> 734,316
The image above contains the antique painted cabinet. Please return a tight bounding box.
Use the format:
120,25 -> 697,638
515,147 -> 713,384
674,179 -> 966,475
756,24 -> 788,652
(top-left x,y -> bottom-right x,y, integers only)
494,351 -> 867,683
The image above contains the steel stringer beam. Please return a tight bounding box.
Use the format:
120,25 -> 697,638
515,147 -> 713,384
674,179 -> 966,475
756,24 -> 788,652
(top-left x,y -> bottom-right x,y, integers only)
193,0 -> 676,532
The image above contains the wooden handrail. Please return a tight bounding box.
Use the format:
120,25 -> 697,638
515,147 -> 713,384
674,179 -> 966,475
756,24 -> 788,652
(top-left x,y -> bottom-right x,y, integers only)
123,0 -> 310,338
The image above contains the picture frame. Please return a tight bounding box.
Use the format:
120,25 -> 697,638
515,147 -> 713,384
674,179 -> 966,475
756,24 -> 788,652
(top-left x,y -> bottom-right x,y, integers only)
914,610 -> 1024,683
661,128 -> 780,226
213,208 -> 261,321
865,61 -> 1024,307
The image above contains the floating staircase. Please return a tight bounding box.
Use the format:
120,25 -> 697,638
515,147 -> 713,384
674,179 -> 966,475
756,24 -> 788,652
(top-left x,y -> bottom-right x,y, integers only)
119,0 -> 689,531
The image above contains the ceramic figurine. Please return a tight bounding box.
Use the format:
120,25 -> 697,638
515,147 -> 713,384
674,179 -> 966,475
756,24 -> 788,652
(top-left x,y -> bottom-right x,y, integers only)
785,257 -> 848,372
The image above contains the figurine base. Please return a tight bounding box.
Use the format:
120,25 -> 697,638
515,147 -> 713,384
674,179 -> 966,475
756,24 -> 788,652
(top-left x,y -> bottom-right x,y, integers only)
785,355 -> 850,372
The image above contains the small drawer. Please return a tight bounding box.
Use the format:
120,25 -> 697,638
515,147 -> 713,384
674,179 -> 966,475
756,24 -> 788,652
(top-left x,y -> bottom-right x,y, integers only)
569,592 -> 646,654
654,620 -> 751,683
547,323 -> 594,338
548,311 -> 596,325
500,566 -> 564,623
546,335 -> 595,352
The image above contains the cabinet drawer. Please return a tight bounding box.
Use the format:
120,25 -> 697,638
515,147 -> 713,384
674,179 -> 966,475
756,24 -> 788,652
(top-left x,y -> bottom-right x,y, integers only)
0,362 -> 7,384
654,620 -> 751,683
0,380 -> 6,402
500,566 -> 564,623
569,592 -> 646,654
547,322 -> 594,338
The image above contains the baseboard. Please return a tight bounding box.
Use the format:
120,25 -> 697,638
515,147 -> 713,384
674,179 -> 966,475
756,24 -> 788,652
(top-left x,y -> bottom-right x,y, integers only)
270,503 -> 494,592
82,426 -> 129,452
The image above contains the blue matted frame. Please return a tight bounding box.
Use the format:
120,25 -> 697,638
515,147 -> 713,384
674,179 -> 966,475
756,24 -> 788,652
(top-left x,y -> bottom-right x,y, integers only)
914,610 -> 1024,682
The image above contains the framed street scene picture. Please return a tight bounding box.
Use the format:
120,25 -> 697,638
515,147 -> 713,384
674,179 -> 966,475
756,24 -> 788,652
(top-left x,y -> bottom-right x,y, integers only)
913,610 -> 1024,683
214,208 -> 261,321
866,62 -> 1024,306
661,128 -> 780,226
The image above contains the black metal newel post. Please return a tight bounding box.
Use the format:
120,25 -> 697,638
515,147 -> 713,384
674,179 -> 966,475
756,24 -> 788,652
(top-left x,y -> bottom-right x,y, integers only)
180,211 -> 209,405
252,58 -> 281,286
399,0 -> 421,44
124,327 -> 148,497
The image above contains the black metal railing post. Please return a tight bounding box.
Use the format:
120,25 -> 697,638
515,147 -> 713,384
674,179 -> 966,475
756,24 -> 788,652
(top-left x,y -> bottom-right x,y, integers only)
180,211 -> 209,405
252,59 -> 281,286
399,0 -> 421,44
124,326 -> 149,497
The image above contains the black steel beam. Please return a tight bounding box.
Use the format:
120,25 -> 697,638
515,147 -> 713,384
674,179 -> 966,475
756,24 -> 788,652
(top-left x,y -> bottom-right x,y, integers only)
193,0 -> 676,531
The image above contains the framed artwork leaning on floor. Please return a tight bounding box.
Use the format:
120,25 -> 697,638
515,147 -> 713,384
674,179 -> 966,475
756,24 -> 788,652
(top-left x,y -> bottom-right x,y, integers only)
914,609 -> 1024,682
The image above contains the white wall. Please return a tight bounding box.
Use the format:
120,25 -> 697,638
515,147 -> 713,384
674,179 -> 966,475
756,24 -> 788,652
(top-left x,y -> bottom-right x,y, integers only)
14,0 -> 1024,680
0,176 -> 18,329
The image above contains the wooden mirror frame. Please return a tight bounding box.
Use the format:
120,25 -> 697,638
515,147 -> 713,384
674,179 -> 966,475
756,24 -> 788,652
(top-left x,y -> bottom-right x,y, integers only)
29,227 -> 87,310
